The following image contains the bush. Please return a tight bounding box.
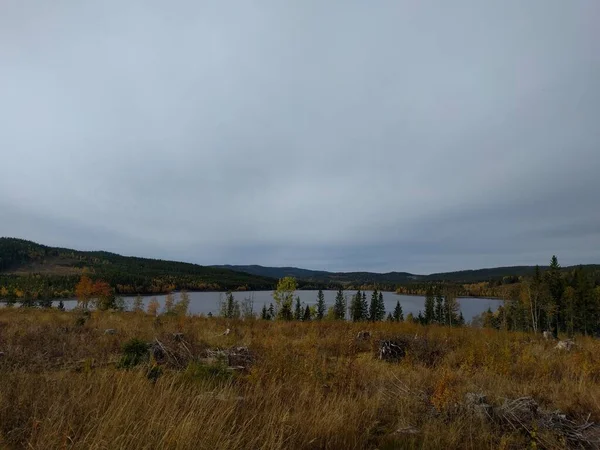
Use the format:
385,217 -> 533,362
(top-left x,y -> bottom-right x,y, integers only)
118,339 -> 150,369
184,361 -> 234,385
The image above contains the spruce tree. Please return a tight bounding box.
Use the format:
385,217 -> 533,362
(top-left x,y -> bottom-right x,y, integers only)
361,292 -> 369,321
545,255 -> 565,334
424,288 -> 435,324
58,300 -> 65,311
294,296 -> 303,320
435,292 -> 444,324
386,312 -> 394,321
369,289 -> 379,321
268,303 -> 275,320
350,289 -> 363,322
261,304 -> 269,320
303,304 -> 311,321
333,287 -> 346,320
316,289 -> 326,320
393,300 -> 404,321
377,292 -> 386,321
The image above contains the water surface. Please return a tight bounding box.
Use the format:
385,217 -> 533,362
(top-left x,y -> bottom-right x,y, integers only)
49,290 -> 502,322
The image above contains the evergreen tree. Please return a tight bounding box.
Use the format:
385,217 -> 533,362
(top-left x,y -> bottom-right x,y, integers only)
316,289 -> 326,320
424,288 -> 435,324
386,312 -> 394,321
361,292 -> 369,320
333,287 -> 346,320
435,292 -> 444,324
417,311 -> 426,325
261,304 -> 269,320
349,289 -> 364,322
545,255 -> 565,333
393,300 -> 404,322
303,304 -> 311,321
369,289 -> 378,321
58,300 -> 65,311
294,296 -> 302,320
458,311 -> 465,326
268,303 -> 275,320
369,291 -> 386,321
220,291 -> 240,319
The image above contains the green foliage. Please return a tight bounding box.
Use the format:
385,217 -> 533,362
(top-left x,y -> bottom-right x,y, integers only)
184,361 -> 234,385
294,296 -> 302,320
273,277 -> 297,320
349,289 -> 368,321
316,289 -> 326,320
369,289 -> 385,321
303,304 -> 311,321
424,289 -> 435,324
220,292 -> 241,319
118,339 -> 150,369
393,300 -> 404,322
0,238 -> 276,299
333,288 -> 346,320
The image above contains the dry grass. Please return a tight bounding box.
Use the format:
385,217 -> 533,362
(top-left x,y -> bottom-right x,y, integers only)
1,309 -> 600,449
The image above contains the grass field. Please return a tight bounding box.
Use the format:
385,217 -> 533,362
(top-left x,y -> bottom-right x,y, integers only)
1,309 -> 600,449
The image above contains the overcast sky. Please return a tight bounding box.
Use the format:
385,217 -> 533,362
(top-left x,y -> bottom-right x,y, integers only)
1,1 -> 599,273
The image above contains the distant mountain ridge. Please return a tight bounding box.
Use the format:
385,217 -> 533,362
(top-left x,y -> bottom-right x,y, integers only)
213,264 -> 600,284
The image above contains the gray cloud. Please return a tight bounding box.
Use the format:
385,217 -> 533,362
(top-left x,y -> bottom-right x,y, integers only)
1,1 -> 599,273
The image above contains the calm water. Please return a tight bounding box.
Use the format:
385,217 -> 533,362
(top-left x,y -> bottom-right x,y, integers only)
48,290 -> 502,322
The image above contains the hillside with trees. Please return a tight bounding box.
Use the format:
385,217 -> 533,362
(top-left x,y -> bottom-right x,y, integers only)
0,238 -> 276,299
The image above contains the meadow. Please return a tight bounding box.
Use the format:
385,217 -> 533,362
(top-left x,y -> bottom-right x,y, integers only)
1,308 -> 600,449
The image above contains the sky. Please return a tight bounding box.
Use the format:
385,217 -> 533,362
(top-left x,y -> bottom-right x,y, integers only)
1,1 -> 599,274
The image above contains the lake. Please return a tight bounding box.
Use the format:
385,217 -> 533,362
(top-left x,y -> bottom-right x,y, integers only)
48,290 -> 502,322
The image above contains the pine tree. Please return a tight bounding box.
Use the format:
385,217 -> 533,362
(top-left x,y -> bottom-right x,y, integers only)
377,292 -> 386,321
545,255 -> 564,334
303,304 -> 311,321
435,292 -> 444,324
333,288 -> 346,320
458,311 -> 465,326
294,296 -> 302,320
349,289 -> 363,322
369,289 -> 378,321
268,303 -> 275,320
424,288 -> 435,324
58,300 -> 65,311
361,292 -> 369,320
386,312 -> 394,321
316,289 -> 326,320
261,304 -> 269,320
393,300 -> 403,321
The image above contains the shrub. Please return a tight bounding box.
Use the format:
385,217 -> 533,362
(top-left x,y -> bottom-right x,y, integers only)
118,339 -> 150,369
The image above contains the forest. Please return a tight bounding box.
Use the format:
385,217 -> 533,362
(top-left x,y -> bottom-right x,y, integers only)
0,238 -> 276,298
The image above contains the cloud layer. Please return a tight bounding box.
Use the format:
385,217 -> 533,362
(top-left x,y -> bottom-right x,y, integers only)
1,1 -> 599,273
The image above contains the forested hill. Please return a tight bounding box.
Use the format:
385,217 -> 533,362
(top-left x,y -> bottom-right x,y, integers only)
0,238 -> 276,298
214,264 -> 600,285
214,264 -> 418,284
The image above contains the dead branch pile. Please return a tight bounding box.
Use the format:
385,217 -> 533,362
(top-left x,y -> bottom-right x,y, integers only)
465,394 -> 600,448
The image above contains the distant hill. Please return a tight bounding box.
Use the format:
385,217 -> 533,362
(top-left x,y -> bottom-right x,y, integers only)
3,237 -> 599,300
214,263 -> 600,285
214,264 -> 418,285
0,238 -> 276,297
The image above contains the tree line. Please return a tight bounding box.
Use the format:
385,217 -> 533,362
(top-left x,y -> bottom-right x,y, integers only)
476,256 -> 600,336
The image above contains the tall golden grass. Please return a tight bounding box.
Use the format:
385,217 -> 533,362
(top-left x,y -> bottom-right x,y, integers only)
1,308 -> 599,449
